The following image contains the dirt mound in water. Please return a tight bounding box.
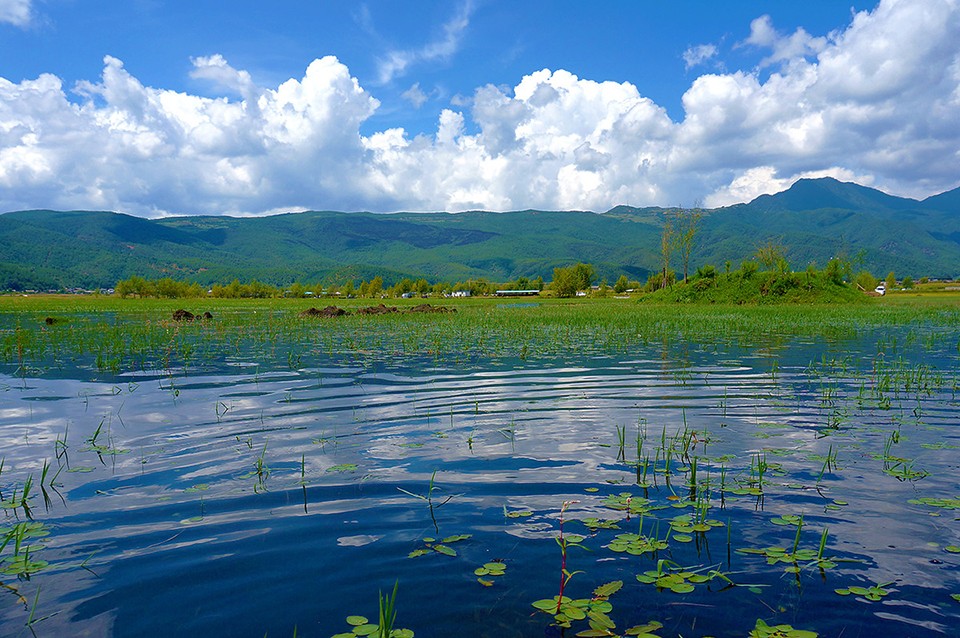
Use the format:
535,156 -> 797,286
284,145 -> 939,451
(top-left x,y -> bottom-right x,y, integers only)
357,304 -> 398,315
299,306 -> 349,318
297,303 -> 455,318
172,309 -> 214,321
408,304 -> 456,314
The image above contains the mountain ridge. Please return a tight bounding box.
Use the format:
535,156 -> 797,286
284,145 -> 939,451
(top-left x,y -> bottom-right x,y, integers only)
2,178 -> 959,290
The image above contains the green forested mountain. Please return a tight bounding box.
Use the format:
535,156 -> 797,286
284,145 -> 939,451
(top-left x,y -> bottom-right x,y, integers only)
1,177 -> 958,290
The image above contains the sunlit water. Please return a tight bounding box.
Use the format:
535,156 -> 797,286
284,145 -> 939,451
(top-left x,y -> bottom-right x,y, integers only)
2,320 -> 959,637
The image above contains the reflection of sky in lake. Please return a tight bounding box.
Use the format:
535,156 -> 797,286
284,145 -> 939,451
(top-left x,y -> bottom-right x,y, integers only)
1,327 -> 959,637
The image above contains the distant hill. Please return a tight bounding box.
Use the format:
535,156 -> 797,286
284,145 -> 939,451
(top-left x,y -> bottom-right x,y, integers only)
1,177 -> 959,290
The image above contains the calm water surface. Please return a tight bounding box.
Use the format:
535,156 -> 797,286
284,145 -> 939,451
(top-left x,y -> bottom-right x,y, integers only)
1,313 -> 959,637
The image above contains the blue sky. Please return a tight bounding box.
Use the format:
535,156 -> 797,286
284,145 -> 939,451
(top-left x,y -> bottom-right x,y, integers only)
0,0 -> 957,216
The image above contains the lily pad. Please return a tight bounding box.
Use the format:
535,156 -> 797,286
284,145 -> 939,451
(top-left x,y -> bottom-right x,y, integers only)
749,619 -> 818,638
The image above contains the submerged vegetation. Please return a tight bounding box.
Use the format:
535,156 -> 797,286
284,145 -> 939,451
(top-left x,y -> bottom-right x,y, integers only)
1,294 -> 959,635
4,293 -> 957,377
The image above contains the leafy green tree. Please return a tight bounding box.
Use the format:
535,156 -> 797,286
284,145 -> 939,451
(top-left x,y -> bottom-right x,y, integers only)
886,271 -> 896,289
475,278 -> 492,295
694,264 -> 717,280
644,270 -> 675,292
572,262 -> 595,291
737,261 -> 759,279
901,276 -> 914,289
552,266 -> 579,298
854,271 -> 878,291
369,276 -> 383,298
393,278 -> 412,296
225,279 -> 243,298
248,280 -> 277,298
454,278 -> 490,296
114,278 -> 134,298
613,275 -> 629,294
551,263 -> 594,297
155,277 -> 178,298
823,258 -> 847,285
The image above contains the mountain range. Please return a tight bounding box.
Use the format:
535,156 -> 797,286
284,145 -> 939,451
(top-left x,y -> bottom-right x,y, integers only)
2,177 -> 958,291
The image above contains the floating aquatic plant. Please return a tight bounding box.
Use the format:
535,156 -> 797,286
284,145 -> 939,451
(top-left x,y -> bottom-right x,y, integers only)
635,560 -> 734,594
606,532 -> 667,556
331,582 -> 413,638
908,496 -> 960,510
532,580 -> 623,631
580,517 -> 621,532
406,534 -> 471,559
834,581 -> 894,601
326,463 -> 358,473
474,560 -> 506,586
601,493 -> 664,517
0,521 -> 51,577
749,619 -> 818,638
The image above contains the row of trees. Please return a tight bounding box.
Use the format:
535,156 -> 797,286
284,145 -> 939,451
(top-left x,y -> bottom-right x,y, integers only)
112,218 -> 915,302
113,273 -> 552,299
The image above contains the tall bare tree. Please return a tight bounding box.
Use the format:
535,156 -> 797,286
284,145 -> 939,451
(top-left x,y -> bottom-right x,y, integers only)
755,239 -> 789,273
660,213 -> 674,290
674,204 -> 702,284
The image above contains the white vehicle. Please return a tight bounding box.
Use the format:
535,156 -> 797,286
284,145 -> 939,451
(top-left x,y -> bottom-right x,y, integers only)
875,284 -> 886,295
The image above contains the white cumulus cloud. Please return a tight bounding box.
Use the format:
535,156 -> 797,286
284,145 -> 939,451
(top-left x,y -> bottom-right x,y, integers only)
0,0 -> 957,216
683,44 -> 719,70
743,15 -> 829,67
0,0 -> 32,27
189,55 -> 256,98
401,83 -> 430,109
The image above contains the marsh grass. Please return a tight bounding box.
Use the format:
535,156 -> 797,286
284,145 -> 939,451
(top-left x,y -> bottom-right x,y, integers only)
4,296 -> 960,377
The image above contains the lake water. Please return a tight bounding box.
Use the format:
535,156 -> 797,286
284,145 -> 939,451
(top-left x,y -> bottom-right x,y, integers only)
2,310 -> 960,637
